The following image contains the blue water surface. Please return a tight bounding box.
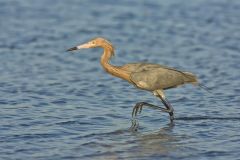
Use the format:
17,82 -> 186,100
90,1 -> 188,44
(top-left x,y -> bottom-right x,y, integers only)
0,0 -> 240,159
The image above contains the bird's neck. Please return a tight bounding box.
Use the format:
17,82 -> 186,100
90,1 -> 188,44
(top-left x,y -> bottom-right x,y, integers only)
100,47 -> 130,81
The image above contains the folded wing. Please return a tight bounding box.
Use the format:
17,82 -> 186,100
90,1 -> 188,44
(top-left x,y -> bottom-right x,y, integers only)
129,63 -> 198,91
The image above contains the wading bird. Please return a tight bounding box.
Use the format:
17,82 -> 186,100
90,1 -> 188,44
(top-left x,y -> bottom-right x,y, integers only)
67,37 -> 199,122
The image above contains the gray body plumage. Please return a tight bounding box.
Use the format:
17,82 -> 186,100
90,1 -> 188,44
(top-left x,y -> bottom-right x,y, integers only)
121,63 -> 198,91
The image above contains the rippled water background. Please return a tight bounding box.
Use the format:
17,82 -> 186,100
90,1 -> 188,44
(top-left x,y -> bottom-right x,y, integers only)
0,0 -> 240,159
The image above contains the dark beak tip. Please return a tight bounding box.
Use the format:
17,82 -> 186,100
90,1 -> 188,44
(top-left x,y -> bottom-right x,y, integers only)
66,47 -> 77,52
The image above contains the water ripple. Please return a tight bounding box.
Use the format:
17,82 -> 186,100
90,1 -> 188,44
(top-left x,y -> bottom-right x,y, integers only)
0,0 -> 239,160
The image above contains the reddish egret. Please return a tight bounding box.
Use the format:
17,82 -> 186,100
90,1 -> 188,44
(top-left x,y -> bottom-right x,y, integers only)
67,37 -> 199,122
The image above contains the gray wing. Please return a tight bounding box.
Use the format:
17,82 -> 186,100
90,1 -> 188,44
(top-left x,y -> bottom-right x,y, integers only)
122,63 -> 187,73
128,63 -> 197,91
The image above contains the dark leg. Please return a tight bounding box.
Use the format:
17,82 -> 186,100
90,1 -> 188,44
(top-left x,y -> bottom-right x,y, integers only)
158,95 -> 174,122
155,90 -> 174,122
131,90 -> 175,123
132,102 -> 171,117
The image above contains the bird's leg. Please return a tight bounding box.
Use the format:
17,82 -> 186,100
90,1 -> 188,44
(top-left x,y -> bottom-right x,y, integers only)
131,90 -> 175,123
155,90 -> 174,122
132,102 -> 170,118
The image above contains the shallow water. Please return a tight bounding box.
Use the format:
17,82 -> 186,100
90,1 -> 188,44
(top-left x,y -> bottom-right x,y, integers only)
0,0 -> 240,159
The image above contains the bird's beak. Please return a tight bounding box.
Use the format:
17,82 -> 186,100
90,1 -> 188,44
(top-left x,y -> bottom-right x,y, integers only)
66,46 -> 78,51
67,42 -> 91,52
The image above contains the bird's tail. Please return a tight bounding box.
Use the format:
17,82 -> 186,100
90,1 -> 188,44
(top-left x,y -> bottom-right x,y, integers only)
182,71 -> 198,84
182,71 -> 212,94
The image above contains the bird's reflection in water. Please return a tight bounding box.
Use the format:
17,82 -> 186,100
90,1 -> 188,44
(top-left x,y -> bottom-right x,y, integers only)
129,119 -> 180,157
129,118 -> 140,132
130,118 -> 174,132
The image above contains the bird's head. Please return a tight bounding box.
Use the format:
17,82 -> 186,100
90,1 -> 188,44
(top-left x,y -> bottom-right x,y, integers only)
67,37 -> 114,53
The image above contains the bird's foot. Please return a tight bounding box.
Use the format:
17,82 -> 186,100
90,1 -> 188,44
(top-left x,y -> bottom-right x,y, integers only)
132,101 -> 175,124
132,102 -> 168,118
129,118 -> 139,131
132,102 -> 145,118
